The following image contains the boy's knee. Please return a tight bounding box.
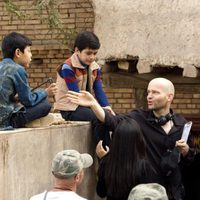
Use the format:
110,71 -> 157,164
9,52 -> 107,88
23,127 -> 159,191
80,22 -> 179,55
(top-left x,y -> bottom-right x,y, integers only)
41,100 -> 52,116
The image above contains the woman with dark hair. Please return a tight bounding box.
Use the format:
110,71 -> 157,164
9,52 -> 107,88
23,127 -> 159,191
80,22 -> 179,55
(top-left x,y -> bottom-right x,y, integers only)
96,117 -> 157,200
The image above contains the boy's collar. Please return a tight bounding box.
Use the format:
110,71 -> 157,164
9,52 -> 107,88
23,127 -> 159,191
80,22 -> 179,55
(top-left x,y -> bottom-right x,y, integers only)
3,58 -> 15,63
71,53 -> 99,70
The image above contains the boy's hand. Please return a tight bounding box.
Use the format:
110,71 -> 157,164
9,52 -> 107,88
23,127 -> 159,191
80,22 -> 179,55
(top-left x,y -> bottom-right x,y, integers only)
96,140 -> 109,159
45,83 -> 57,96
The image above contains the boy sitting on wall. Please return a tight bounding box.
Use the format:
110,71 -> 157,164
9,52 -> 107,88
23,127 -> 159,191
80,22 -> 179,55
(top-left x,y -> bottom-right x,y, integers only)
54,31 -> 114,121
0,32 -> 57,130
54,31 -> 114,146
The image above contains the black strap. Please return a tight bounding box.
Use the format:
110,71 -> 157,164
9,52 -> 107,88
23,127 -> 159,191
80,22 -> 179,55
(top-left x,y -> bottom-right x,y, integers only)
86,66 -> 90,92
43,191 -> 48,200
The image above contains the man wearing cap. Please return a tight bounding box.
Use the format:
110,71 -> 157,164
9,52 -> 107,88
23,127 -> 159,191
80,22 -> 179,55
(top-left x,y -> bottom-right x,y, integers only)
29,149 -> 93,200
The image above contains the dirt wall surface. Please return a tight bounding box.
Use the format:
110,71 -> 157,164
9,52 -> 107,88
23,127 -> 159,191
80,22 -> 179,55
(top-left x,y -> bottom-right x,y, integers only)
0,123 -> 100,200
93,0 -> 200,72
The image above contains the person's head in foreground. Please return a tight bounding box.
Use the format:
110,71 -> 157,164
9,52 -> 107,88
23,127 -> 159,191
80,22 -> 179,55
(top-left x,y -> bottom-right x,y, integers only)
52,149 -> 93,190
128,183 -> 168,200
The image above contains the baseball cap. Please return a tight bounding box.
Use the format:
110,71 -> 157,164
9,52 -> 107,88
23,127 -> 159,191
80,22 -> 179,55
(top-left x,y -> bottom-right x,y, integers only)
52,149 -> 93,179
128,183 -> 168,200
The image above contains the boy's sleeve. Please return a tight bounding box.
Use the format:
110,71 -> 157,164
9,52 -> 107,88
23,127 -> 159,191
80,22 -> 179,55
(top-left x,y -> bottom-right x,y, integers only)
13,67 -> 47,107
60,63 -> 79,92
93,69 -> 109,107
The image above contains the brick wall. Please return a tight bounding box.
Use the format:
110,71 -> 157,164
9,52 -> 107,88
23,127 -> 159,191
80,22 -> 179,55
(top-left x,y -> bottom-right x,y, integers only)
104,88 -> 136,113
105,87 -> 200,115
173,92 -> 200,114
28,46 -> 71,88
0,0 -> 94,45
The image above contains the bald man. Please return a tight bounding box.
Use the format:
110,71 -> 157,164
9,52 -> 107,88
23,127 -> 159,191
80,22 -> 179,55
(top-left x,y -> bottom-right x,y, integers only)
66,77 -> 194,200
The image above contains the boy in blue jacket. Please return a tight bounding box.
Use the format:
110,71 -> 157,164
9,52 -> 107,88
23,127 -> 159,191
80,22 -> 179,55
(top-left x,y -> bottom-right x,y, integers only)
0,32 -> 57,130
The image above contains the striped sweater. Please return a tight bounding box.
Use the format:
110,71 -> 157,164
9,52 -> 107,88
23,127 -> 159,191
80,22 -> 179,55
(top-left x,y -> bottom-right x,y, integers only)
54,53 -> 109,111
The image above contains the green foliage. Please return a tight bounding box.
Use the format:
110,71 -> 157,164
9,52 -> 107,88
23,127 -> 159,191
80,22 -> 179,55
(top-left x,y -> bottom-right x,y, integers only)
35,0 -> 62,30
4,0 -> 26,20
4,0 -> 77,47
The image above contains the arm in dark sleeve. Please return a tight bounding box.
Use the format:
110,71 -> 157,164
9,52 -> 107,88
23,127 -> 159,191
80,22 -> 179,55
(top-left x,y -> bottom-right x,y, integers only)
14,67 -> 47,107
104,109 -> 136,131
93,69 -> 109,107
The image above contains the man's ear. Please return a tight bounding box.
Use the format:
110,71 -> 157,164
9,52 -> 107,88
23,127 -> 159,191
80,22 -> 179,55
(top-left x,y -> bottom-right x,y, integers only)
74,173 -> 80,183
74,171 -> 84,184
14,48 -> 22,58
168,93 -> 174,102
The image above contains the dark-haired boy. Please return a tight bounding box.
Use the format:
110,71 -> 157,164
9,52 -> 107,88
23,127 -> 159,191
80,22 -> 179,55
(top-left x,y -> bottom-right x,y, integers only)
54,31 -> 114,121
0,32 -> 57,130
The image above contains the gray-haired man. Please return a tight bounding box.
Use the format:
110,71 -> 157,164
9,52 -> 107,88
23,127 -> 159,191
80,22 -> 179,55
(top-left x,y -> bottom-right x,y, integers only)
29,149 -> 93,200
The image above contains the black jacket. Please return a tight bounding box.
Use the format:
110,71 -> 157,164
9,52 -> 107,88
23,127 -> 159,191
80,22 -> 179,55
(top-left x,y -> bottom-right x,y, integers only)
104,109 -> 195,200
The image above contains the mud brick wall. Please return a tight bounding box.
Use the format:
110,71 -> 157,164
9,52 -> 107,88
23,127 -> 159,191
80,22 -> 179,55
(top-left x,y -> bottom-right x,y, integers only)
0,0 -> 94,45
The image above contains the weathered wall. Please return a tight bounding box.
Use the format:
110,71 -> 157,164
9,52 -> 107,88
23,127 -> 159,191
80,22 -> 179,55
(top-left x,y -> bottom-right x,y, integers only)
0,123 -> 100,200
93,0 -> 200,75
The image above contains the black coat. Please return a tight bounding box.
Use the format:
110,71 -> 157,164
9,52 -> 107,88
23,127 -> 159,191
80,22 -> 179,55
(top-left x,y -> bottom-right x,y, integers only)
103,109 -> 195,200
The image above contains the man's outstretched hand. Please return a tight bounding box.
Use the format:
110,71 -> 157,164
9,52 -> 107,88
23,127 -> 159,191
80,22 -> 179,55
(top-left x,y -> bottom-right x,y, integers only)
66,90 -> 96,107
